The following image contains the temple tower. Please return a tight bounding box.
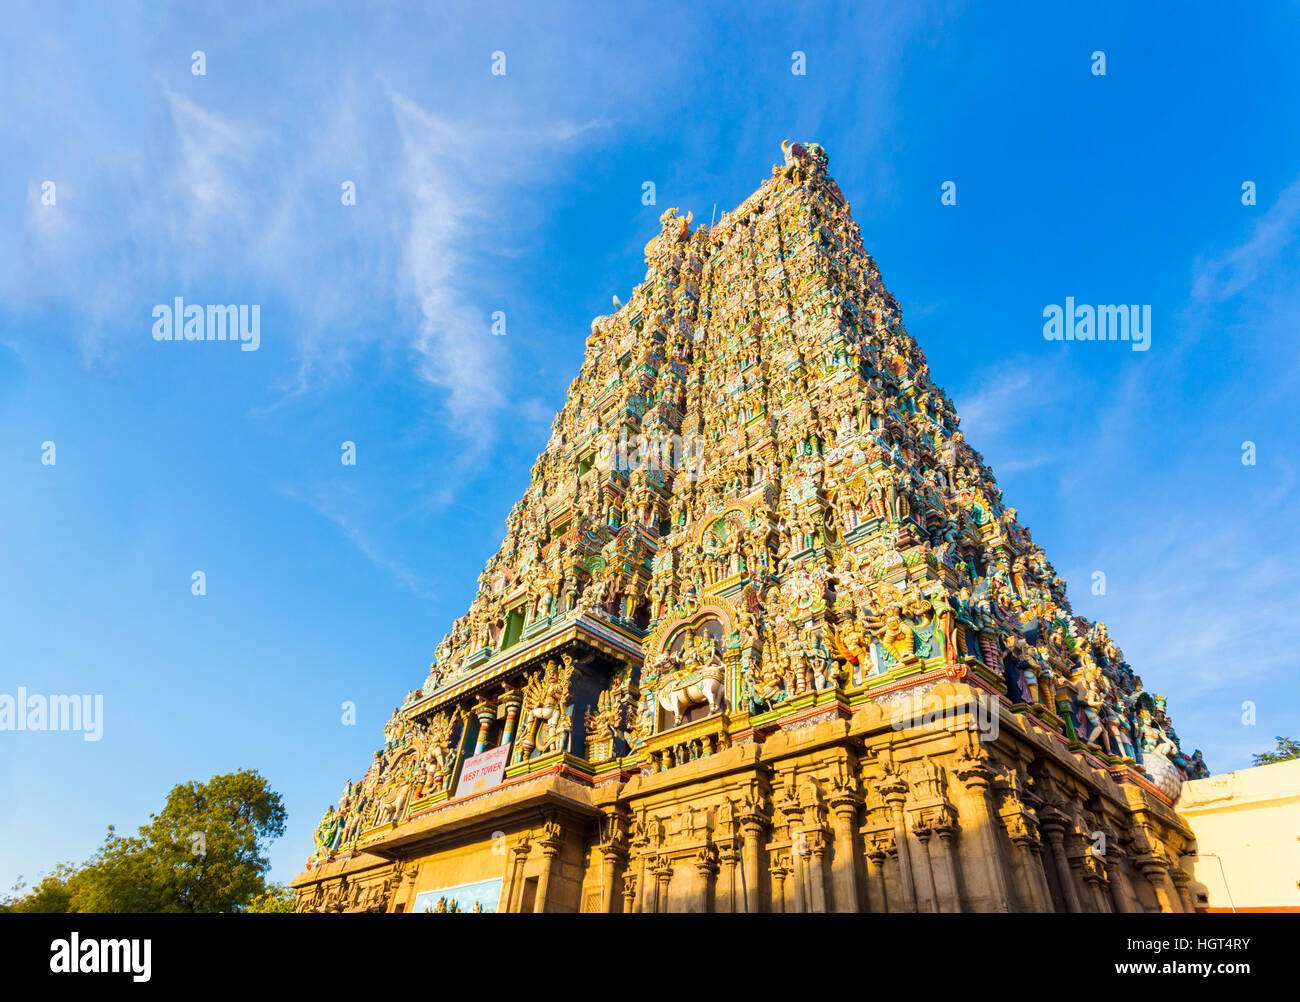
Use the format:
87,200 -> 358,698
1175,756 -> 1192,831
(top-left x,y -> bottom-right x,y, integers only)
293,142 -> 1205,914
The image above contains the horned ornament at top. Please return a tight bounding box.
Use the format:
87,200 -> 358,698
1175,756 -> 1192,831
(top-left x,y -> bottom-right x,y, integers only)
782,139 -> 829,174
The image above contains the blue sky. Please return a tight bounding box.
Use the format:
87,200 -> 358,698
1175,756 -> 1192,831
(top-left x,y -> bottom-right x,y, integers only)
2,1 -> 1298,892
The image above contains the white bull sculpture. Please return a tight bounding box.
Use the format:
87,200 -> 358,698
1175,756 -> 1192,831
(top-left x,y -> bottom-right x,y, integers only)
655,636 -> 727,726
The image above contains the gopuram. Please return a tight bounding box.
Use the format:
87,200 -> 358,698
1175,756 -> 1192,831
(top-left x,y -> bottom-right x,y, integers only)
293,142 -> 1210,914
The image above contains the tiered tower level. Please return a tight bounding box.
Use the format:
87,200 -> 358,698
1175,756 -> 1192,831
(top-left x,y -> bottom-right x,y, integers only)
295,143 -> 1208,914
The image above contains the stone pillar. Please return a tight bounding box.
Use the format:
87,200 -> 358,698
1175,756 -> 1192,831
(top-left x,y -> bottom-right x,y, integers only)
911,822 -> 939,913
999,796 -> 1054,912
503,836 -> 531,913
1161,872 -> 1186,914
885,846 -> 907,910
600,843 -> 628,913
1137,855 -> 1181,913
630,829 -> 650,913
621,871 -> 637,914
791,841 -> 807,913
1105,847 -> 1140,914
598,808 -> 629,914
932,819 -> 963,912
828,795 -> 862,912
1038,815 -> 1083,913
642,857 -> 661,914
952,759 -> 1011,912
1091,872 -> 1113,913
1170,867 -> 1197,913
770,857 -> 789,913
1004,823 -> 1053,912
1072,850 -> 1110,913
1085,839 -> 1114,914
533,821 -> 563,913
695,848 -> 720,913
653,859 -> 674,913
1066,849 -> 1097,912
864,839 -> 889,913
1028,840 -> 1058,912
806,831 -> 829,913
881,786 -> 917,912
718,843 -> 740,913
777,788 -> 806,913
739,815 -> 768,913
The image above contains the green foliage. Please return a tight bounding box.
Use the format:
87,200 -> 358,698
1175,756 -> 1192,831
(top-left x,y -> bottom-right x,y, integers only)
1,862 -> 81,913
1,769 -> 287,914
245,883 -> 298,913
65,826 -> 160,913
1252,736 -> 1300,767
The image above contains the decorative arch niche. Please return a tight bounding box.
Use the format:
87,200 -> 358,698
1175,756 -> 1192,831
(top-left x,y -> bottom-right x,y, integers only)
644,601 -> 740,732
665,615 -> 726,656
690,501 -> 752,550
645,600 -> 740,658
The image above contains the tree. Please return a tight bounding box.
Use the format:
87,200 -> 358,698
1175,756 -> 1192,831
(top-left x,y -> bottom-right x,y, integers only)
1252,736 -> 1300,767
245,883 -> 298,913
1,863 -> 81,913
126,769 -> 288,913
65,826 -> 158,913
2,769 -> 287,913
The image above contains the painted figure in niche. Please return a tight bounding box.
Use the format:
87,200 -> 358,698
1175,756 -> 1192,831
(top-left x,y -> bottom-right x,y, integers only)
1003,635 -> 1036,704
828,615 -> 871,684
929,586 -> 961,666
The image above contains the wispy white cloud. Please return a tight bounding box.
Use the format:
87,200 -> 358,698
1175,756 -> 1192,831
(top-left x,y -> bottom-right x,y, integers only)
8,64 -> 605,457
277,482 -> 437,602
1075,512 -> 1299,689
389,91 -> 505,452
387,88 -> 607,457
164,90 -> 260,246
952,356 -> 1066,445
1192,176 -> 1300,303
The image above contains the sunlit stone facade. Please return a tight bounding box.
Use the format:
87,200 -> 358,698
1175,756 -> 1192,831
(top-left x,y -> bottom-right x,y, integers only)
293,143 -> 1206,914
